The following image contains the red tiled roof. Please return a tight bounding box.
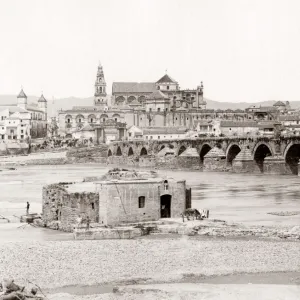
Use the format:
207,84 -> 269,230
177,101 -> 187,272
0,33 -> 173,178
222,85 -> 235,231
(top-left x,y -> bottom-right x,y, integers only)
220,121 -> 258,127
112,82 -> 156,93
17,89 -> 27,98
278,115 -> 300,121
147,90 -> 169,100
143,127 -> 188,135
156,74 -> 177,84
38,94 -> 47,102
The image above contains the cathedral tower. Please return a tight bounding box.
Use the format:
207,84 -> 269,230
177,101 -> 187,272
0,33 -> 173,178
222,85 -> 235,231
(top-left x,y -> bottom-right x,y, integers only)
94,62 -> 107,107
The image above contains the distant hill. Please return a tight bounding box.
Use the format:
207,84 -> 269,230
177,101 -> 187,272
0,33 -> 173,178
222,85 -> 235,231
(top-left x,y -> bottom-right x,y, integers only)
0,95 -> 300,117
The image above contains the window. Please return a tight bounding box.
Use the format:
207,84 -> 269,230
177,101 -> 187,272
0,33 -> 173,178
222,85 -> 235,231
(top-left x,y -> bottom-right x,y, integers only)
79,119 -> 81,123
149,108 -> 152,112
21,135 -> 24,139
129,133 -> 132,137
150,136 -> 153,139
138,196 -> 145,208
146,136 -> 148,139
91,203 -> 95,210
158,136 -> 160,139
165,108 -> 168,112
115,118 -> 117,121
10,130 -> 14,134
164,180 -> 169,190
140,117 -> 142,120
67,119 -> 70,123
21,130 -> 23,133
157,108 -> 161,112
167,86 -> 169,90
157,86 -> 160,90
103,118 -> 105,122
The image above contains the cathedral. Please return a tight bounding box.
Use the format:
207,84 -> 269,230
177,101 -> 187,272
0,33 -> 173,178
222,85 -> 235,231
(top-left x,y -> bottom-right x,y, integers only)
57,63 -> 209,140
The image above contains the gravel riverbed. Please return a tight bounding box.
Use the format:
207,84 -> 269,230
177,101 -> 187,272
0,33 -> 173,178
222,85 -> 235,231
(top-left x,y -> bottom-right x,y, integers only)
1,238 -> 299,289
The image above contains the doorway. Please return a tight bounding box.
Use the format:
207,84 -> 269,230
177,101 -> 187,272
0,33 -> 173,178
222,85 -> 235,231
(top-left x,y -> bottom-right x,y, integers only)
160,194 -> 171,218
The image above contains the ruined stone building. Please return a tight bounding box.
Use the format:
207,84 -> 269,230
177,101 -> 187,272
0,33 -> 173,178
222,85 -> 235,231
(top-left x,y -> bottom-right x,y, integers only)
42,169 -> 190,231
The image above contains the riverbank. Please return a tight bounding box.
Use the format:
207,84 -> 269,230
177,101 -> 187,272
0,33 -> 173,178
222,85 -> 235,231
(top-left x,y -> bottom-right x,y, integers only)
0,237 -> 299,299
1,238 -> 299,289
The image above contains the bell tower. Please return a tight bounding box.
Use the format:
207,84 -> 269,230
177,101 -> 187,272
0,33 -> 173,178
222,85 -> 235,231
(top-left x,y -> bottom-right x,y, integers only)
94,62 -> 107,107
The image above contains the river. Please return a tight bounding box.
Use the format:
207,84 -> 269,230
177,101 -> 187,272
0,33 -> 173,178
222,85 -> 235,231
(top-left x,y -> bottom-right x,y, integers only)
0,164 -> 299,227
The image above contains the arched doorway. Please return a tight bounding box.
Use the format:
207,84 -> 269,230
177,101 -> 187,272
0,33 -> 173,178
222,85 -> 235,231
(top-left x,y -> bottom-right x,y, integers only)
107,149 -> 112,157
285,144 -> 300,175
178,145 -> 186,156
160,194 -> 171,218
140,147 -> 147,156
116,146 -> 122,156
227,144 -> 241,165
200,144 -> 212,163
254,143 -> 272,173
128,147 -> 134,156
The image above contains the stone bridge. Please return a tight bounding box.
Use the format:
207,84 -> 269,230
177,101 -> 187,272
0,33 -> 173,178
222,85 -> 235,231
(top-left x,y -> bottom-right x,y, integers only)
107,136 -> 300,175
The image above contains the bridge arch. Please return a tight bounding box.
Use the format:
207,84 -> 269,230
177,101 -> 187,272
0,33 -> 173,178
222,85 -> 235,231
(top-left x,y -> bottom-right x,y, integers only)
140,147 -> 148,156
199,143 -> 212,163
284,142 -> 300,175
116,146 -> 122,156
253,142 -> 273,173
128,147 -> 134,156
226,143 -> 241,164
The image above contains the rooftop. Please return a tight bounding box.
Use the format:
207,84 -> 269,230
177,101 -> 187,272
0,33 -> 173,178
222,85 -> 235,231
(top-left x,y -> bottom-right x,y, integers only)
112,82 -> 156,94
220,121 -> 258,127
146,90 -> 169,100
143,127 -> 188,135
156,74 -> 177,84
17,89 -> 27,99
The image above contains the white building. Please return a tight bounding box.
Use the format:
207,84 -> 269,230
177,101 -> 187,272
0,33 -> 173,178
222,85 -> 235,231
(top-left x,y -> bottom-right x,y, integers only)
143,127 -> 189,140
0,89 -> 48,141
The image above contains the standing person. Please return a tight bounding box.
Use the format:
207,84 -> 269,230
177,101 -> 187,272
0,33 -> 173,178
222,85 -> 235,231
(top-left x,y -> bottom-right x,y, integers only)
26,202 -> 30,215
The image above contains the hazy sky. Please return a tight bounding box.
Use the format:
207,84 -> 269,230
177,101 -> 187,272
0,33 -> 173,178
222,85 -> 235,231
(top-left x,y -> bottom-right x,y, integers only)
0,0 -> 300,102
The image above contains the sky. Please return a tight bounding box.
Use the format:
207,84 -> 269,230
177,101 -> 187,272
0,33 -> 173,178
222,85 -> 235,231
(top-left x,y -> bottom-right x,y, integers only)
0,0 -> 300,103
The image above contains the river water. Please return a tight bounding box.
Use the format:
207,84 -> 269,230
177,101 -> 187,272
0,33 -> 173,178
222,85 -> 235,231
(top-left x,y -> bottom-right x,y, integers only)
0,164 -> 299,228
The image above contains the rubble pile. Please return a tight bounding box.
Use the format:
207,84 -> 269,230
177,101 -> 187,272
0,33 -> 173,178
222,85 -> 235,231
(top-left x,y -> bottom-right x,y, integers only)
0,279 -> 45,300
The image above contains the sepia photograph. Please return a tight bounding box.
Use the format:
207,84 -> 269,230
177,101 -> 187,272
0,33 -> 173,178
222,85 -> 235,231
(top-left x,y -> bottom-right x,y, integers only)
0,0 -> 299,299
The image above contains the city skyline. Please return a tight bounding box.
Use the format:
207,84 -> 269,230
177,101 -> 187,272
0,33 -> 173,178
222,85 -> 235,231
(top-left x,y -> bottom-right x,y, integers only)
1,0 -> 300,103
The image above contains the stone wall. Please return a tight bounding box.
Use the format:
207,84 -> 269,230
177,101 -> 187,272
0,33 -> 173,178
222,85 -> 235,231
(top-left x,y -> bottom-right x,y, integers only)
177,156 -> 200,169
97,179 -> 186,226
203,157 -> 227,171
0,143 -> 29,156
42,184 -> 99,232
